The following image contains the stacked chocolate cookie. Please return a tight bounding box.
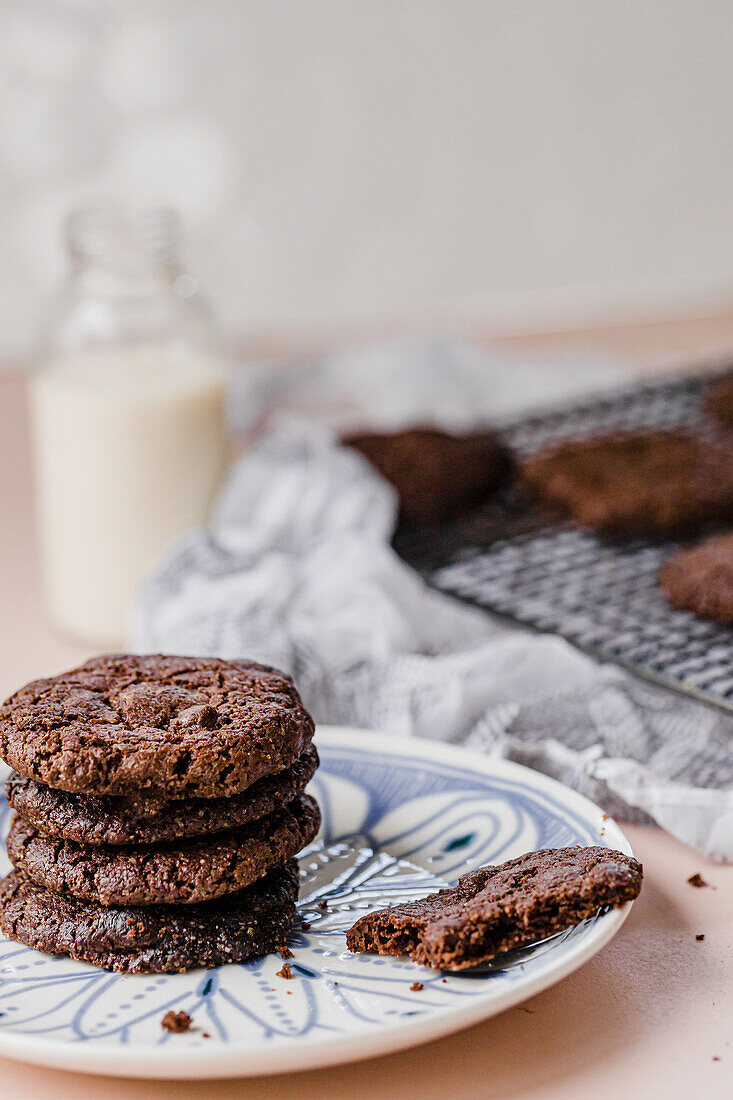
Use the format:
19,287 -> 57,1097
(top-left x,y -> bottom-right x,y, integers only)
521,429 -> 733,537
0,655 -> 320,973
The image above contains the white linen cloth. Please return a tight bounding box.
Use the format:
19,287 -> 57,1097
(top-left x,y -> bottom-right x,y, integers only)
132,339 -> 733,861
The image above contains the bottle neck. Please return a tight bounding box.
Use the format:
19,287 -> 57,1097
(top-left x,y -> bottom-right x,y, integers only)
43,203 -> 213,360
66,205 -> 182,293
69,256 -> 180,301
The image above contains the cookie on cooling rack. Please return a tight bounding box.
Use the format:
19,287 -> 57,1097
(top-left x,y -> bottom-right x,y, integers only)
521,429 -> 733,536
659,531 -> 733,623
343,427 -> 514,526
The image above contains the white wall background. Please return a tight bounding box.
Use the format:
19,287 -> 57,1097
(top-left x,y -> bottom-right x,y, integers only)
1,0 -> 732,358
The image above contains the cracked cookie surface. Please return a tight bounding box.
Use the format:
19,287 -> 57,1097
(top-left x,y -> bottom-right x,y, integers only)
0,654 -> 315,798
347,846 -> 642,970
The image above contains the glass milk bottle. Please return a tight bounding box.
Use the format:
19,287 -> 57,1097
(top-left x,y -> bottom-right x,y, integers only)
30,205 -> 228,645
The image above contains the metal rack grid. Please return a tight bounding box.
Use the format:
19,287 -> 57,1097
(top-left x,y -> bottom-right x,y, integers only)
394,370 -> 733,714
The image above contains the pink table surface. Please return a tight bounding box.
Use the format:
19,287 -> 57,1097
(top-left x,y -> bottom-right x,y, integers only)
0,351 -> 731,1098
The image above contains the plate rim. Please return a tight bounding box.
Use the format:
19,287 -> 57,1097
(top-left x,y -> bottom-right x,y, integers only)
0,724 -> 636,1079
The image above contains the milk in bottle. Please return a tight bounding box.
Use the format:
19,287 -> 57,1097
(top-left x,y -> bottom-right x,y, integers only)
31,207 -> 228,644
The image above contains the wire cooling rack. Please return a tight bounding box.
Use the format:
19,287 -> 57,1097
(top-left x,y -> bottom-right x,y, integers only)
394,370 -> 733,714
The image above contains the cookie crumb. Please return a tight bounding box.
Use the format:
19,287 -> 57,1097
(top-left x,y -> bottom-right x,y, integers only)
410,982 -> 424,992
317,900 -> 329,911
278,946 -> 294,959
161,1010 -> 192,1033
301,920 -> 311,931
687,873 -> 708,888
277,962 -> 293,980
696,933 -> 705,941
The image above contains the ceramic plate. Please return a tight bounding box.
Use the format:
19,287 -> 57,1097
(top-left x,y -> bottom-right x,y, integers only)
0,726 -> 635,1079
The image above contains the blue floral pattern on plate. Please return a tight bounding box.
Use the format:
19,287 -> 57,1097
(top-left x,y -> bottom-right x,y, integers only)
0,727 -> 633,1078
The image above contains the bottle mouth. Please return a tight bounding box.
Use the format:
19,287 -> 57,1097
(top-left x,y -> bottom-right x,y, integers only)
66,204 -> 181,268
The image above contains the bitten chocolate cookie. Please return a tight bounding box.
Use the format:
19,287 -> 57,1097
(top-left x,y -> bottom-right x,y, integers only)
6,793 -> 320,907
659,532 -> 733,623
0,862 -> 299,973
0,654 -> 315,799
6,745 -> 319,847
521,430 -> 733,536
705,373 -> 733,429
343,427 -> 514,526
346,846 -> 642,971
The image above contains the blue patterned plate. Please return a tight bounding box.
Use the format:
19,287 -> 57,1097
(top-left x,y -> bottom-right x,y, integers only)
0,726 -> 635,1079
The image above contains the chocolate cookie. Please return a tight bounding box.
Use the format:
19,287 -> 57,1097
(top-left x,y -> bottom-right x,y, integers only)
659,532 -> 733,623
0,654 -> 315,798
6,792 -> 320,907
346,846 -> 642,971
343,427 -> 513,526
521,430 -> 733,536
705,373 -> 733,429
6,744 -> 319,846
0,862 -> 299,973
